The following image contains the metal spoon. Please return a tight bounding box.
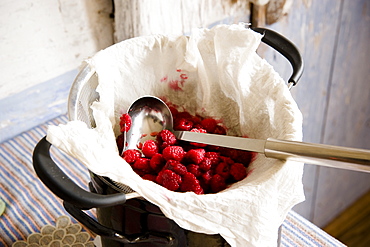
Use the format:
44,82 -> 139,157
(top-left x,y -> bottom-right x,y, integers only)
123,96 -> 173,152
125,96 -> 370,172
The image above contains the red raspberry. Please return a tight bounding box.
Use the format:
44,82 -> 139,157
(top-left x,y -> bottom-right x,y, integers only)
213,125 -> 227,135
200,118 -> 218,133
150,153 -> 165,172
190,115 -> 202,125
169,106 -> 179,116
201,170 -> 213,185
205,152 -> 221,167
230,163 -> 247,181
174,118 -> 193,131
199,170 -> 213,192
119,113 -> 132,132
199,157 -> 212,171
210,174 -> 227,193
164,160 -> 187,175
134,169 -> 146,177
162,146 -> 185,161
157,130 -> 177,149
180,172 -> 204,194
142,174 -> 157,182
220,156 -> 235,165
175,111 -> 193,120
133,158 -> 152,173
142,140 -> 159,158
116,133 -> 125,154
187,164 -> 202,177
156,170 -> 182,191
122,149 -> 141,164
226,149 -> 254,166
190,128 -> 207,147
185,149 -> 205,164
190,128 -> 207,133
215,162 -> 230,179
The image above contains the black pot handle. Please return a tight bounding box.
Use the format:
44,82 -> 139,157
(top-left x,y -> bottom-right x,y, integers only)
251,27 -> 304,86
33,136 -> 127,209
63,201 -> 174,245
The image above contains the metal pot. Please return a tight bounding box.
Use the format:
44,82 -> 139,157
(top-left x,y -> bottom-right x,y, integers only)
33,27 -> 303,246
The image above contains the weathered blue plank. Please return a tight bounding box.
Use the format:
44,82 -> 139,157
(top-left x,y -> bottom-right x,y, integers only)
258,0 -> 343,223
260,0 -> 370,228
314,0 -> 370,227
0,69 -> 78,143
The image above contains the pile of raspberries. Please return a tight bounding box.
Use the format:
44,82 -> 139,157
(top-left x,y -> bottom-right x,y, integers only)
116,105 -> 255,194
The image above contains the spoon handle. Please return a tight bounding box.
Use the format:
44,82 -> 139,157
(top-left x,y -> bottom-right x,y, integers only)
265,138 -> 370,172
174,131 -> 370,172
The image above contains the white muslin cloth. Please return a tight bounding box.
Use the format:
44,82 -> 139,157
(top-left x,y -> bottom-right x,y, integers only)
47,24 -> 305,246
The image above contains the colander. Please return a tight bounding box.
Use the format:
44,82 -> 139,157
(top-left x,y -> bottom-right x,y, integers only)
33,27 -> 304,247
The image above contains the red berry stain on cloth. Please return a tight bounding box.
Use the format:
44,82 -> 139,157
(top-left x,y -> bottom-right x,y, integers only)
160,69 -> 189,91
116,101 -> 257,194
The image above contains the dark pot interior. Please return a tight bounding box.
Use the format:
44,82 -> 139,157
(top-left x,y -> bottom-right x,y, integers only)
89,173 -> 230,247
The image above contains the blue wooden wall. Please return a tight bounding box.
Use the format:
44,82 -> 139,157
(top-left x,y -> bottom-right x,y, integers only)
258,0 -> 370,227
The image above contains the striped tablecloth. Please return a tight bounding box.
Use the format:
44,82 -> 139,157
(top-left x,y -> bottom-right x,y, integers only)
0,115 -> 346,247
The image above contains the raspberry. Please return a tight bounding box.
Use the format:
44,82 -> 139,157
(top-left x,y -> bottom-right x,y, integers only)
201,170 -> 213,185
116,106 -> 255,194
180,172 -> 204,194
200,118 -> 218,133
190,116 -> 202,125
190,128 -> 207,147
156,170 -> 182,191
116,133 -> 125,154
122,149 -> 141,164
187,164 -> 202,177
215,162 -> 230,179
227,149 -> 254,166
191,127 -> 207,133
205,152 -> 221,167
210,174 -> 227,193
213,125 -> 227,135
220,156 -> 235,165
134,169 -> 146,177
169,106 -> 179,116
132,158 -> 152,173
199,157 -> 212,171
142,140 -> 159,158
142,174 -> 157,182
157,130 -> 177,149
174,118 -> 193,131
230,163 -> 247,181
119,113 -> 132,132
185,149 -> 205,164
220,148 -> 252,165
199,170 -> 213,192
175,111 -> 193,120
150,153 -> 165,172
162,146 -> 185,161
164,160 -> 187,176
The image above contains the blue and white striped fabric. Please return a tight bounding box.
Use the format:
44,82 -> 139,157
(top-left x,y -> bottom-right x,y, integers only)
0,114 -> 346,247
281,210 -> 345,247
0,115 -> 95,246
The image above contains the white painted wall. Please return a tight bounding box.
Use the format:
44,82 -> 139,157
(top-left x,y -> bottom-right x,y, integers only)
0,0 -> 114,100
114,0 -> 251,42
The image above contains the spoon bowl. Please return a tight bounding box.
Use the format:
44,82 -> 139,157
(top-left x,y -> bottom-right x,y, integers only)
124,96 -> 173,151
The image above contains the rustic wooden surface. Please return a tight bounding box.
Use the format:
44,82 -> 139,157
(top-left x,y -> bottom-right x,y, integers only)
256,0 -> 370,227
324,190 -> 370,246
